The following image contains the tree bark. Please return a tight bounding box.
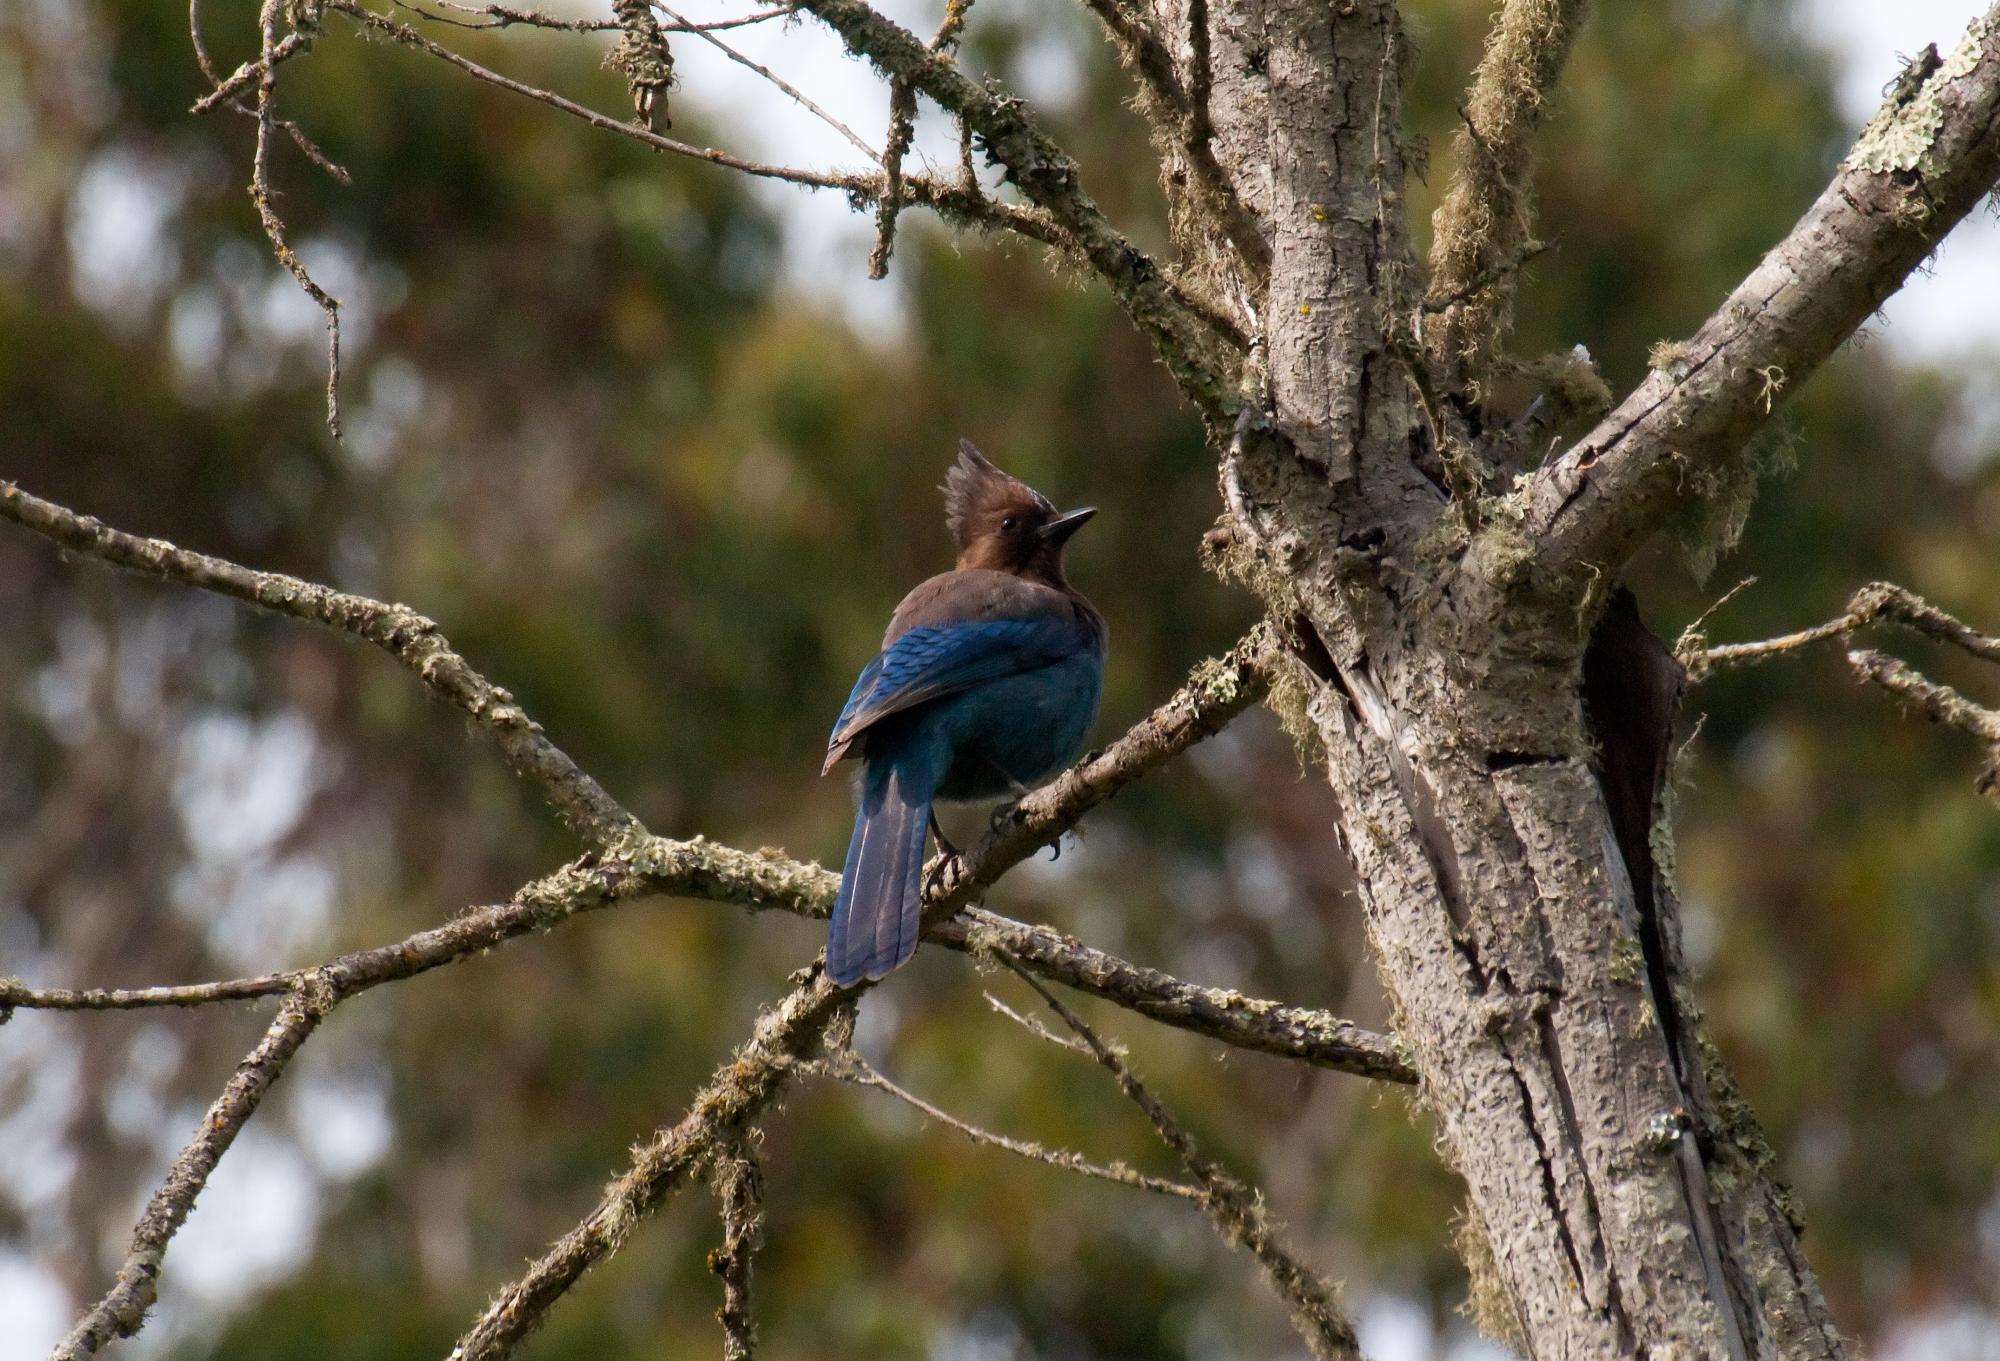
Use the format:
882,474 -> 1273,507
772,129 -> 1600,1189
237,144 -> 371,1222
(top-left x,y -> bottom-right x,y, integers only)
1161,0 -> 2000,1355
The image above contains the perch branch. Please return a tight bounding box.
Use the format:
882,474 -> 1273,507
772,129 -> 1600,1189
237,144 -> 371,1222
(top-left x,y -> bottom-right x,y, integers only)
448,628 -> 1395,1359
0,623 -> 1408,1082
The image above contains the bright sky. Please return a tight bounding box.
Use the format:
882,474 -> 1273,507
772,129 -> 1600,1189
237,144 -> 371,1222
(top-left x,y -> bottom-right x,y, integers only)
1805,0 -> 2000,364
656,0 -> 2000,367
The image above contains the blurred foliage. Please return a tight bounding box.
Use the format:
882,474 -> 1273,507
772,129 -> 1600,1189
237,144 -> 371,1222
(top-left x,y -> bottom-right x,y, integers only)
0,0 -> 1996,1356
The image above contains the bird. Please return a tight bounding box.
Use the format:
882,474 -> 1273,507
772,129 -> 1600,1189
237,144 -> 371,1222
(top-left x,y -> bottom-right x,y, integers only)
821,441 -> 1107,988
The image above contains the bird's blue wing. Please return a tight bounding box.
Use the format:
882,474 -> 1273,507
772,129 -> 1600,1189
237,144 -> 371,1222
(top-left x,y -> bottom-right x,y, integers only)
824,617 -> 1078,767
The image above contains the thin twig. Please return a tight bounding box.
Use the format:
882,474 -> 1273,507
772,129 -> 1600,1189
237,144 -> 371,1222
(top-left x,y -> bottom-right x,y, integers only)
188,0 -> 351,181
418,0 -> 793,32
708,1143 -> 764,1361
1074,0 -> 1265,277
1848,648 -> 2000,799
998,956 -> 1364,1361
656,0 -> 879,161
1690,581 -> 2000,677
250,0 -> 344,435
450,976 -> 852,1361
869,0 -> 973,277
0,974 -> 293,1013
0,479 -> 637,846
53,984 -> 328,1359
1008,956 -> 1368,1361
1419,236 -> 1555,313
983,989 -> 1091,1056
831,1052 -> 1204,1199
325,0 -> 1056,245
789,0 -> 1239,416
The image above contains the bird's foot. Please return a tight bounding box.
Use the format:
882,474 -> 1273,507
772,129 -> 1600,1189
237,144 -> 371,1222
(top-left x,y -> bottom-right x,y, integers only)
929,811 -> 960,859
989,801 -> 1021,835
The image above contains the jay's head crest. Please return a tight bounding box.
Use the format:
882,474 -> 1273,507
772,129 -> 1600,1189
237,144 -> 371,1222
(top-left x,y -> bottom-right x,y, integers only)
942,440 -> 1095,584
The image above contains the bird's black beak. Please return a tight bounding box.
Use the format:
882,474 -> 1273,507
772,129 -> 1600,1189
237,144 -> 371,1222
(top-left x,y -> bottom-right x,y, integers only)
1036,506 -> 1097,545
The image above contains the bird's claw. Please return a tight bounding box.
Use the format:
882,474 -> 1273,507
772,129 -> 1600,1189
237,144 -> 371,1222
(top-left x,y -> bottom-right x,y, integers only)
929,811 -> 959,859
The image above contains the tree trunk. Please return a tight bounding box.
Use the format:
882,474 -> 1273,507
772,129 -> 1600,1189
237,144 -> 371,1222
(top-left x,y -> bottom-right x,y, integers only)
1192,2 -> 1850,1355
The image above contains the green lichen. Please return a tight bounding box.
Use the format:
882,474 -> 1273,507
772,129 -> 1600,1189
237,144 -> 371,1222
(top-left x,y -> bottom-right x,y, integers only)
1609,935 -> 1647,986
1668,413 -> 1801,583
1452,1200 -> 1527,1353
1846,17 -> 1991,175
1264,659 -> 1327,770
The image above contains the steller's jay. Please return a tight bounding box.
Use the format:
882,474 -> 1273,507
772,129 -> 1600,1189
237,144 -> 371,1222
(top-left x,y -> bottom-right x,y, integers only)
822,442 -> 1107,987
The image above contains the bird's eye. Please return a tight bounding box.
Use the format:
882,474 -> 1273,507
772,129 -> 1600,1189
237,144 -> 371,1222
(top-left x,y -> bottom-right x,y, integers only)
1000,516 -> 1020,532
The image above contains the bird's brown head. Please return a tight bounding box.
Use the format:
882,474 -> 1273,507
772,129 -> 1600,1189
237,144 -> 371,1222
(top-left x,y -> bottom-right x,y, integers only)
943,441 -> 1095,586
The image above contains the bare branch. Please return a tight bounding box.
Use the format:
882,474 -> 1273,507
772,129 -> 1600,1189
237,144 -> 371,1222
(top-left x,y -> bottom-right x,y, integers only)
1849,648 -> 2000,799
447,628 -> 1396,1360
1076,0 -> 1267,278
657,1 -> 880,162
832,1052 -> 1204,1199
53,985 -> 326,1359
1690,580 -> 2000,678
189,0 -> 350,181
251,0 -> 344,435
983,989 -> 1091,1055
413,2 -> 796,33
1424,0 -> 1590,378
0,974 -> 293,1013
707,1144 -> 764,1361
869,0 -> 972,278
0,479 -> 638,846
1526,7 -> 2000,580
924,624 -> 1283,909
451,974 -> 851,1361
788,0 -> 1241,417
936,906 -> 1413,1082
999,957 -> 1364,1361
325,0 -> 1056,246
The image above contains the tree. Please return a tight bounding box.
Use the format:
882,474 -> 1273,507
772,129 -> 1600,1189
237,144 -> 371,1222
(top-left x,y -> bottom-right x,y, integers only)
4,0 -> 2000,1358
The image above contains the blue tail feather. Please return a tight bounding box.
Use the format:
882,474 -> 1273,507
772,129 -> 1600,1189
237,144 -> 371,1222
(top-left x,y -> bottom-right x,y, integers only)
828,761 -> 935,987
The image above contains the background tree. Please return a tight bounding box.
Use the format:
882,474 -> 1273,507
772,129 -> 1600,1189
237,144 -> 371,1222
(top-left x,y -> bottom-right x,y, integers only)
1,0 -> 1999,1357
